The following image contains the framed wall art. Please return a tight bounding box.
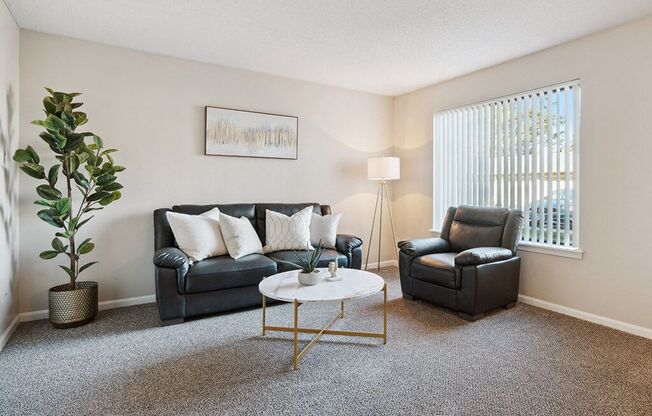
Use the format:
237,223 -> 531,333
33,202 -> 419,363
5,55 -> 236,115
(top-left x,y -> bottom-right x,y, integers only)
205,106 -> 298,159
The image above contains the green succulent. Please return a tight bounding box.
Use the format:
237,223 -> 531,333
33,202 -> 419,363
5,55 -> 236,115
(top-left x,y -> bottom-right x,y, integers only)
13,88 -> 124,288
273,242 -> 324,273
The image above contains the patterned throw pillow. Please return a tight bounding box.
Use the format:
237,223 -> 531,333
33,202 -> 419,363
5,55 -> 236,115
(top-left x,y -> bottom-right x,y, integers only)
310,212 -> 342,249
264,207 -> 313,253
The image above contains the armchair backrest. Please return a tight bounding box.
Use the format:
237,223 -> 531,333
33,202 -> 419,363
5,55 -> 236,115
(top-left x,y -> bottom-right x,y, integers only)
441,206 -> 523,253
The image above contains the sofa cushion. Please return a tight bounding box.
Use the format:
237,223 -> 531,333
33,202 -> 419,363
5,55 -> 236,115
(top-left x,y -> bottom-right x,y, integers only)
268,249 -> 347,272
185,254 -> 277,294
411,252 -> 460,289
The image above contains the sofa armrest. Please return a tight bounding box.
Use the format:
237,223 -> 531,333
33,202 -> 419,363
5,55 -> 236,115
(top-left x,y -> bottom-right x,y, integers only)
154,247 -> 189,270
336,234 -> 362,254
336,234 -> 363,269
455,247 -> 514,267
398,237 -> 449,258
153,247 -> 190,294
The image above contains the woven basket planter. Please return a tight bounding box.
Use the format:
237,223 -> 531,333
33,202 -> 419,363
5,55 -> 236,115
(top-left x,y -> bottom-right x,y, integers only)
48,281 -> 98,328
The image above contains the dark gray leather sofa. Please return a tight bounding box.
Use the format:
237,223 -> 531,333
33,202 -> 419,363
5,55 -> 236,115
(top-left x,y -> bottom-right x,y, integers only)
398,205 -> 523,321
153,202 -> 363,325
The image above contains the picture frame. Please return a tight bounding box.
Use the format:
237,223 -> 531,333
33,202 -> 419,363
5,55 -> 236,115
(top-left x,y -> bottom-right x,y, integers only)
204,106 -> 298,160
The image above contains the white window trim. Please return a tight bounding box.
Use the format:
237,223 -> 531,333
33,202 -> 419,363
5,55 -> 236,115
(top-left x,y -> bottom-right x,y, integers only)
432,79 -> 582,256
429,229 -> 584,260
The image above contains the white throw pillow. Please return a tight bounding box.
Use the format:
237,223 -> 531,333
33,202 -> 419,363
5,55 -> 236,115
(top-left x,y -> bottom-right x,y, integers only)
264,207 -> 313,253
310,212 -> 342,249
219,213 -> 264,259
166,207 -> 228,262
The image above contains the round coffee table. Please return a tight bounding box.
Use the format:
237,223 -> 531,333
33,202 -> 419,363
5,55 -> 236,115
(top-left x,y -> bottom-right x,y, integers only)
259,268 -> 387,370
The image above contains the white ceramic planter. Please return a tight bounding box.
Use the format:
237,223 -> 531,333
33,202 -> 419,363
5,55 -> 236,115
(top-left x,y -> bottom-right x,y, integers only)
297,270 -> 321,286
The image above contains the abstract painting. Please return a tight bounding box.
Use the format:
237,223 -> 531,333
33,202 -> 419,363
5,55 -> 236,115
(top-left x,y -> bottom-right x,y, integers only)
205,106 -> 298,159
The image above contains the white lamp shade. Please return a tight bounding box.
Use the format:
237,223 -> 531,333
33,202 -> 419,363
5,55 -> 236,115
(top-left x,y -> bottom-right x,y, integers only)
368,157 -> 400,180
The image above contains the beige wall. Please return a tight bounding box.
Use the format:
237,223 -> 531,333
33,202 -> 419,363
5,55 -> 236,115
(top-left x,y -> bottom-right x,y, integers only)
0,2 -> 20,339
18,30 -> 395,313
393,16 -> 652,330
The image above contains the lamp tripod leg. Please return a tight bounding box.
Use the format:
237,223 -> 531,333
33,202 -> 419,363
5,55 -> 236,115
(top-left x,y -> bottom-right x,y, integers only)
383,181 -> 399,261
377,180 -> 384,270
365,183 -> 381,271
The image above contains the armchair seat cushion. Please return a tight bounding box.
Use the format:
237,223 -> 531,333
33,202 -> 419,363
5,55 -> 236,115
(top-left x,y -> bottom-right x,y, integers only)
185,254 -> 277,294
411,253 -> 460,289
269,249 -> 347,272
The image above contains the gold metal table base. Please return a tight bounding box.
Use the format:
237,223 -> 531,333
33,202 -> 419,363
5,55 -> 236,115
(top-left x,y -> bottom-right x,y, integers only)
262,283 -> 388,370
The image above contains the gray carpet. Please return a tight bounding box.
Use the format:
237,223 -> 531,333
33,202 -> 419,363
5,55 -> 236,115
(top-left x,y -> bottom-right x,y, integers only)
1,267 -> 650,416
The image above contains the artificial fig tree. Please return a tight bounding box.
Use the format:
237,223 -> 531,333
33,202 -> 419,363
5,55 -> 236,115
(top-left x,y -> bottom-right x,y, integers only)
13,88 -> 124,288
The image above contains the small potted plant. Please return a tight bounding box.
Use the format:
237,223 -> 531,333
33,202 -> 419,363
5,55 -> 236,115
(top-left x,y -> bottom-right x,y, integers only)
274,243 -> 324,286
13,88 -> 124,328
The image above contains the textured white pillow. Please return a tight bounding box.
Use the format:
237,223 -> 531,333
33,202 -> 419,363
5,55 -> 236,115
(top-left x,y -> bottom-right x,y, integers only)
219,213 -> 264,259
310,212 -> 342,249
166,208 -> 228,262
264,207 -> 313,253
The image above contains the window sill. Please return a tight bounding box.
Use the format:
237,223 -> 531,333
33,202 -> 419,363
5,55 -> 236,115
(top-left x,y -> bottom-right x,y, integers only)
428,229 -> 584,260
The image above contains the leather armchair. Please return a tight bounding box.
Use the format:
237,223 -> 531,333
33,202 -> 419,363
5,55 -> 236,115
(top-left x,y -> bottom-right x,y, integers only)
398,205 -> 523,321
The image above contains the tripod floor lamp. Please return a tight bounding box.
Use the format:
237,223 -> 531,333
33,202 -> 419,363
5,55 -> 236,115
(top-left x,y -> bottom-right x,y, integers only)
365,157 -> 400,270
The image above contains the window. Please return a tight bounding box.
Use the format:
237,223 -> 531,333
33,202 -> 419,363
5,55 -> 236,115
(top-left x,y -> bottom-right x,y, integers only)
433,80 -> 580,251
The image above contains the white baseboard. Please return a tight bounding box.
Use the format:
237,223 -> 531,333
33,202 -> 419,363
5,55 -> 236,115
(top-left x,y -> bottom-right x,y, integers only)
19,294 -> 156,323
365,259 -> 398,269
518,294 -> 652,339
0,314 -> 20,352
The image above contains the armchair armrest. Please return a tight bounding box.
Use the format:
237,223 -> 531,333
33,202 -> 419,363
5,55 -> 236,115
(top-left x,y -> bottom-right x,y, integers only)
398,237 -> 449,258
455,247 -> 514,266
336,234 -> 363,253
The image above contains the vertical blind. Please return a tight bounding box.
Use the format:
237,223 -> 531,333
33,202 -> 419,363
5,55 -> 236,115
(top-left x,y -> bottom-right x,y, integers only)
433,80 -> 580,248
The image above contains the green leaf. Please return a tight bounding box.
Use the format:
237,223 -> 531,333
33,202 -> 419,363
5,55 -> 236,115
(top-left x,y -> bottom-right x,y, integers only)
78,240 -> 94,254
56,231 -> 73,239
55,197 -> 71,215
48,164 -> 60,187
61,111 -> 75,128
36,184 -> 62,200
25,146 -> 40,164
39,250 -> 60,260
99,191 -> 121,206
45,87 -> 55,95
13,149 -> 31,163
20,163 -> 46,179
96,174 -> 116,186
87,191 -> 110,202
93,135 -> 104,148
79,262 -> 98,273
37,209 -> 64,228
59,265 -> 75,280
43,96 -> 57,114
76,215 -> 94,230
72,171 -> 90,189
63,133 -> 84,151
101,182 -> 123,192
51,238 -> 65,252
39,131 -> 57,147
44,114 -> 67,132
34,199 -> 54,208
112,166 -> 126,172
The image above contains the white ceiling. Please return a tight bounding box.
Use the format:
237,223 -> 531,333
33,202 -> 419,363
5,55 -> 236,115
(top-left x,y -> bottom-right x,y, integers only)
6,0 -> 652,96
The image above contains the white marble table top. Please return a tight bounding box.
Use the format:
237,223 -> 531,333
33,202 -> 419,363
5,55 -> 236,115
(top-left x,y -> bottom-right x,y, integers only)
258,268 -> 385,303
